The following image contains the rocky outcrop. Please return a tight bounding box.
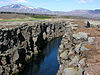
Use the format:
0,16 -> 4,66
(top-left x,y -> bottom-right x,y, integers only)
0,20 -> 68,75
57,31 -> 89,75
57,20 -> 100,75
1,19 -> 99,75
57,24 -> 87,75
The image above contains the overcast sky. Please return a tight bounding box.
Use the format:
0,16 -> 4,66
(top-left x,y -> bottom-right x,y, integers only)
0,0 -> 99,11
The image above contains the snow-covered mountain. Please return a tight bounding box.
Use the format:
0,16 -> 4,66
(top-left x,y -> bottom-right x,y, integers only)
0,4 -> 100,19
0,4 -> 51,13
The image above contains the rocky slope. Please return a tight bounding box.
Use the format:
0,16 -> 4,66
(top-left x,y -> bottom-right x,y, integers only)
57,19 -> 100,75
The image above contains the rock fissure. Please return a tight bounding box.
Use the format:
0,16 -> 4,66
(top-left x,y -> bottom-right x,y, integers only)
0,20 -> 69,75
0,19 -> 99,75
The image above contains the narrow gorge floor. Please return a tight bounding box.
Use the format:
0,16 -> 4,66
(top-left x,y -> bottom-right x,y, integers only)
18,37 -> 62,75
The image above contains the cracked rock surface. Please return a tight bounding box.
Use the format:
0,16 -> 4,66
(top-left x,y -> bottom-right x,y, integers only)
57,20 -> 100,75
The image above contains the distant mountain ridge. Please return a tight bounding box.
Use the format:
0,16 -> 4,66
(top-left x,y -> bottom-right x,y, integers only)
0,4 -> 100,19
0,4 -> 51,14
66,10 -> 100,19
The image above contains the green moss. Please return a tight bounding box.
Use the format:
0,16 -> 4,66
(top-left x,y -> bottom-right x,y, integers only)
31,15 -> 52,19
63,16 -> 70,18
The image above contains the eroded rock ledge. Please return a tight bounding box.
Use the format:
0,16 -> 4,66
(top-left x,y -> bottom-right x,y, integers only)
0,20 -> 70,75
57,20 -> 100,75
1,19 -> 99,75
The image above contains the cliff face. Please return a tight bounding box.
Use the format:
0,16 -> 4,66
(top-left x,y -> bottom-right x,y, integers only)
0,20 -> 67,75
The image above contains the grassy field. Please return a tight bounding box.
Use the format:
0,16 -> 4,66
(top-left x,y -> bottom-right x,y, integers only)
0,18 -> 46,22
0,14 -> 52,22
0,14 -> 72,22
31,15 -> 52,19
0,13 -> 90,22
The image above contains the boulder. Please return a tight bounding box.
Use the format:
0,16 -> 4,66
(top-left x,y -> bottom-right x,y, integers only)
66,24 -> 78,30
80,45 -> 89,52
1,57 -> 6,65
69,55 -> 80,66
72,32 -> 88,40
17,29 -> 20,35
59,44 -> 63,50
79,58 -> 86,67
63,68 -> 79,75
88,37 -> 95,44
13,50 -> 19,62
46,26 -> 50,33
43,32 -> 47,40
75,43 -> 82,54
60,50 -> 68,60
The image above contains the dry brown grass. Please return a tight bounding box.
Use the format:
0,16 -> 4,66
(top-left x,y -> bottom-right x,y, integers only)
71,20 -> 86,26
72,20 -> 100,67
0,14 -> 29,19
73,27 -> 100,37
0,25 -> 20,29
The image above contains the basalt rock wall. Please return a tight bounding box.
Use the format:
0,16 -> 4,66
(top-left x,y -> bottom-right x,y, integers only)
0,20 -> 68,75
57,26 -> 87,75
57,20 -> 100,75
